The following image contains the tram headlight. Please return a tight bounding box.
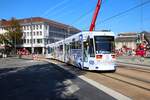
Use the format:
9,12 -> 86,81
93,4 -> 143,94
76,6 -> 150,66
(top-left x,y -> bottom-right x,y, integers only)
96,55 -> 103,59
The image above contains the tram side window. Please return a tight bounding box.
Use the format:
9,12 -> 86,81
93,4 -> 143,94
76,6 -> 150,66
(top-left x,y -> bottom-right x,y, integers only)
65,44 -> 70,53
48,47 -> 51,54
50,47 -> 53,53
75,41 -> 81,49
56,46 -> 59,51
70,42 -> 75,49
89,39 -> 95,57
59,45 -> 63,51
78,41 -> 82,49
70,40 -> 82,49
83,42 -> 88,62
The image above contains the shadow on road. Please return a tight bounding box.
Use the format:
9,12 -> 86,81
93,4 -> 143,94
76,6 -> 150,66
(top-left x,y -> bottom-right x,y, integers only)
0,62 -> 84,100
0,68 -> 18,74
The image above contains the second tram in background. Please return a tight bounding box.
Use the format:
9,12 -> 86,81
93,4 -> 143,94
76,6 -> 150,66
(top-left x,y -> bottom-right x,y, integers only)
46,31 -> 116,71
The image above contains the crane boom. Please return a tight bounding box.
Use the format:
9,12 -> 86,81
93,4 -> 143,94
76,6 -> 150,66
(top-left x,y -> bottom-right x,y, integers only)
89,0 -> 102,31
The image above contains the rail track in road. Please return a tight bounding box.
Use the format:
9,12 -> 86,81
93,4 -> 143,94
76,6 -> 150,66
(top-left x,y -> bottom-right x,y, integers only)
114,72 -> 150,83
50,59 -> 150,92
101,72 -> 150,91
124,67 -> 150,73
53,60 -> 150,92
45,59 -> 150,99
117,63 -> 150,73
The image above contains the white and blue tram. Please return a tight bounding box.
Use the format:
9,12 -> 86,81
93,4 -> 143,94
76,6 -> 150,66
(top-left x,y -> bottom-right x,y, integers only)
46,31 -> 116,71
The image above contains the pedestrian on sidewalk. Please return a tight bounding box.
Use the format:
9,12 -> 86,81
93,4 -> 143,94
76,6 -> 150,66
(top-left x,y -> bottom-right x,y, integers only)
2,53 -> 7,64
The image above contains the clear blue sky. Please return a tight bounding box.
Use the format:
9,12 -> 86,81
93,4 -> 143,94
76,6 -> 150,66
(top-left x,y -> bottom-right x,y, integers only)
0,0 -> 150,34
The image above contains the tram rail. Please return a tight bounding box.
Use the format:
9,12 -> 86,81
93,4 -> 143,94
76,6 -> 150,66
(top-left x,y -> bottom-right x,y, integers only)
46,59 -> 150,92
101,73 -> 150,91
117,63 -> 150,73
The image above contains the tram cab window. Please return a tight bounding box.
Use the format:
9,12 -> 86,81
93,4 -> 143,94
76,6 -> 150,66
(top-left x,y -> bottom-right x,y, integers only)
94,36 -> 115,54
59,45 -> 63,51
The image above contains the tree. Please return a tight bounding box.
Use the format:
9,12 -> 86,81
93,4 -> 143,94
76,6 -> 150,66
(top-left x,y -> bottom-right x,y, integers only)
0,34 -> 12,46
0,17 -> 23,54
0,34 -> 3,44
4,17 -> 23,47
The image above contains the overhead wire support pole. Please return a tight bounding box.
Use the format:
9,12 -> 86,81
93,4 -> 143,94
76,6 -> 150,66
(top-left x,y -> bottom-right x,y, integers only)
89,0 -> 102,31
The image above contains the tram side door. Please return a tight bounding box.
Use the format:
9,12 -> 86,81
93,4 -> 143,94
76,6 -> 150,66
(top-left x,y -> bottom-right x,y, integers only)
83,38 -> 95,68
83,40 -> 90,68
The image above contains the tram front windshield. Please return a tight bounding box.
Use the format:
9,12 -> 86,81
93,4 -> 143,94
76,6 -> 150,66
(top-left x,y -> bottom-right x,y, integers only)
94,36 -> 115,54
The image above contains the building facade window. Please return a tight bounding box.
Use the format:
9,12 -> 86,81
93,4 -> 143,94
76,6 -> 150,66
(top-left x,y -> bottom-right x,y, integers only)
24,26 -> 26,30
23,39 -> 26,44
30,39 -> 32,43
27,39 -> 29,44
33,32 -> 35,36
33,39 -> 36,44
27,32 -> 29,36
37,31 -> 39,36
40,25 -> 42,29
36,25 -> 38,30
37,39 -> 42,44
27,26 -> 29,30
45,25 -> 48,30
40,31 -> 42,35
33,25 -> 35,30
30,32 -> 32,36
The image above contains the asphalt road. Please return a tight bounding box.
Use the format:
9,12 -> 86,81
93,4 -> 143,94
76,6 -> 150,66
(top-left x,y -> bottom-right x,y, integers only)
0,58 -> 115,100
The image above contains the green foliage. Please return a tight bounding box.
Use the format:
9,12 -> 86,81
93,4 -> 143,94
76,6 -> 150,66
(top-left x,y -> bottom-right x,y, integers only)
0,34 -> 12,45
0,34 -> 2,44
1,17 -> 23,47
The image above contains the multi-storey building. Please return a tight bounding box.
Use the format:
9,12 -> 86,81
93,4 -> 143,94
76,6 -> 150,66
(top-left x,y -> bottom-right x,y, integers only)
115,31 -> 150,50
115,32 -> 138,49
0,17 -> 80,54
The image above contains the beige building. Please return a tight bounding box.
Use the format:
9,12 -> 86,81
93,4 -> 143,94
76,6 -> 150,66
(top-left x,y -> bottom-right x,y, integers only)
115,31 -> 150,50
115,32 -> 138,50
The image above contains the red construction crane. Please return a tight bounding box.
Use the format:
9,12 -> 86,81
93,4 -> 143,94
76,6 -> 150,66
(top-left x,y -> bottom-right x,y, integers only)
89,0 -> 102,31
